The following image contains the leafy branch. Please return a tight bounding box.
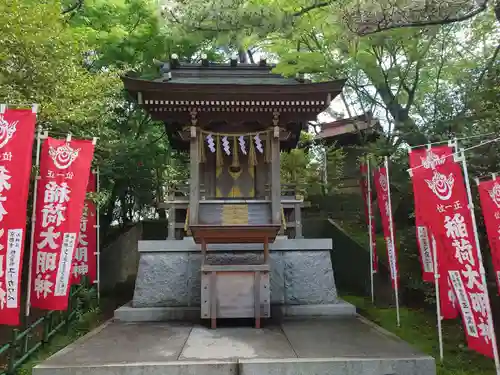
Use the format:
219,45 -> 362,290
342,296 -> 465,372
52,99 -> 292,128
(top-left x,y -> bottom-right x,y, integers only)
62,0 -> 84,15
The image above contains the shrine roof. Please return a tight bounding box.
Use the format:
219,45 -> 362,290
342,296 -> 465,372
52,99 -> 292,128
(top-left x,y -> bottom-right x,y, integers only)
121,59 -> 347,151
121,62 -> 346,101
316,112 -> 382,146
151,63 -> 304,85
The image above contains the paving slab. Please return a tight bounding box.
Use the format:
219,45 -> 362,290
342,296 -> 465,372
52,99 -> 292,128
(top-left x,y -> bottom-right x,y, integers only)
180,326 -> 296,360
33,317 -> 435,375
38,321 -> 192,366
282,316 -> 426,358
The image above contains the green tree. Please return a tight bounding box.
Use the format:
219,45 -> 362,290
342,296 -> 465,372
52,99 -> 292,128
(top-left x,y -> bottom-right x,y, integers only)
0,0 -> 117,130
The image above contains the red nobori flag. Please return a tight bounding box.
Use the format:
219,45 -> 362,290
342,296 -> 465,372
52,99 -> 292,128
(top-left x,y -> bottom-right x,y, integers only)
29,137 -> 94,311
478,177 -> 500,295
0,109 -> 36,326
412,146 -> 495,358
409,151 -> 436,282
71,172 -> 97,285
373,166 -> 398,289
360,163 -> 378,272
410,147 -> 459,319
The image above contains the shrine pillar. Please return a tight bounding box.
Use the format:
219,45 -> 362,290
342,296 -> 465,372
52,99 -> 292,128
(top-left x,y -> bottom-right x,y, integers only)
189,124 -> 199,225
270,122 -> 281,225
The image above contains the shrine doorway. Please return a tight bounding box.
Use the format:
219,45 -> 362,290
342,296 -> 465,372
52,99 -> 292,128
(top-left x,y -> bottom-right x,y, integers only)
215,153 -> 256,198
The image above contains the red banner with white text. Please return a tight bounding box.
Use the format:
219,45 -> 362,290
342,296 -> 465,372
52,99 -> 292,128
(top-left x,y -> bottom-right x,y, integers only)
409,151 -> 437,282
411,146 -> 495,358
0,109 -> 36,326
373,166 -> 398,289
71,172 -> 97,285
360,163 -> 378,272
477,177 -> 500,295
29,137 -> 94,311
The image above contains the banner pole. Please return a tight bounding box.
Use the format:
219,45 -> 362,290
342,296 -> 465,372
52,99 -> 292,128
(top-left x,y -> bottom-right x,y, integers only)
25,126 -> 46,317
457,147 -> 500,374
366,156 -> 375,304
431,234 -> 444,361
95,167 -> 100,303
384,156 -> 401,327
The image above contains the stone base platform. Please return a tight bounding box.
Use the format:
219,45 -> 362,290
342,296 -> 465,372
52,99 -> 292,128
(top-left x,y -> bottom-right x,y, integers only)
114,300 -> 357,322
133,238 -> 339,309
33,317 -> 435,375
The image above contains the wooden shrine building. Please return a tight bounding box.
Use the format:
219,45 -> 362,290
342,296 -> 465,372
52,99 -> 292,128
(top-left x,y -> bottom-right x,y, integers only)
316,112 -> 381,190
120,56 -> 353,328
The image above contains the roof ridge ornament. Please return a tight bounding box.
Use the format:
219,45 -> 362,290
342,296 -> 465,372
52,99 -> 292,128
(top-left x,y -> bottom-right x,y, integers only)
230,53 -> 238,67
153,58 -> 172,80
201,53 -> 209,67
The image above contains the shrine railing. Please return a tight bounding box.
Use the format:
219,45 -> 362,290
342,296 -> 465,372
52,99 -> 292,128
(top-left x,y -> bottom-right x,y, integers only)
262,183 -> 305,200
164,182 -> 304,201
280,183 -> 306,199
164,182 -> 206,201
0,282 -> 96,375
165,182 -> 189,199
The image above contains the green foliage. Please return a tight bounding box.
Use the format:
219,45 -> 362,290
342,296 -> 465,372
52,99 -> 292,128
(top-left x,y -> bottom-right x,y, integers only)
280,132 -> 346,197
0,0 -> 118,128
0,0 -> 207,232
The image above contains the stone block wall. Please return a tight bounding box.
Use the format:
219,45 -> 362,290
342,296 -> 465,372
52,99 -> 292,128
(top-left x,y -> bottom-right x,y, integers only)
100,224 -> 142,294
132,250 -> 338,308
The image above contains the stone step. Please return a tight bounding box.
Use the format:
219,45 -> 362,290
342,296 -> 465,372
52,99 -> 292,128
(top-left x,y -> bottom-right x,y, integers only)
34,357 -> 434,375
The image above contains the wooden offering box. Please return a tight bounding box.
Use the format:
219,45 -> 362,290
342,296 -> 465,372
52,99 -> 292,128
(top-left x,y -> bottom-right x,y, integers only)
190,225 -> 280,329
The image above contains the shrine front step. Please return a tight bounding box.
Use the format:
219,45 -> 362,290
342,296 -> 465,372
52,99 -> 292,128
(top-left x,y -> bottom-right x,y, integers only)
33,358 -> 434,375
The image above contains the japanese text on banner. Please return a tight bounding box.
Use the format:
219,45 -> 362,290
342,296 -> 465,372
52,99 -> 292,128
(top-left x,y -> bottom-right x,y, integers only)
410,147 -> 459,320
71,172 -> 97,285
0,109 -> 36,326
409,150 -> 438,283
30,137 -> 94,311
412,146 -> 494,358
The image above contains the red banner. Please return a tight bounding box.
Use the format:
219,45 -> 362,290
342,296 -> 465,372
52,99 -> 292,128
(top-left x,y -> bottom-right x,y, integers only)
432,233 -> 460,320
374,166 -> 398,289
477,177 -> 500,295
360,163 -> 378,272
409,147 -> 459,320
29,137 -> 94,311
409,152 -> 436,282
411,146 -> 495,358
0,109 -> 36,326
71,172 -> 97,285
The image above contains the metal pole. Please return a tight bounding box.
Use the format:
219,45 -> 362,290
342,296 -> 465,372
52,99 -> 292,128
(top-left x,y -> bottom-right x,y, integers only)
431,234 -> 444,361
25,126 -> 46,317
458,147 -> 500,374
366,157 -> 375,304
384,156 -> 400,327
95,167 -> 101,302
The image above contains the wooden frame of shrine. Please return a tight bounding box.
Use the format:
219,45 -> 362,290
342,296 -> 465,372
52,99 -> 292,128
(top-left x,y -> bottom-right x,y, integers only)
123,60 -> 345,237
121,56 -> 350,327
